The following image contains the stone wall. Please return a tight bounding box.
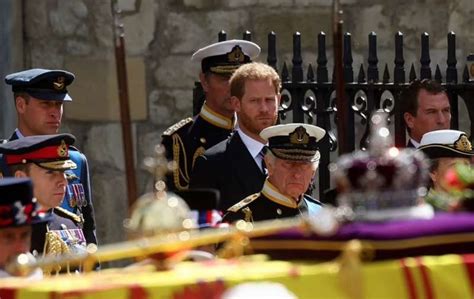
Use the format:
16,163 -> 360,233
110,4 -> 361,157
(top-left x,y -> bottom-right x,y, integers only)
0,0 -> 23,138
13,0 -> 474,244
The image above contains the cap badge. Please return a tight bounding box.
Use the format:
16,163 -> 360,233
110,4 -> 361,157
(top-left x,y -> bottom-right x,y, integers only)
57,140 -> 68,157
454,134 -> 472,152
289,126 -> 309,145
227,46 -> 245,63
53,76 -> 65,91
14,201 -> 27,224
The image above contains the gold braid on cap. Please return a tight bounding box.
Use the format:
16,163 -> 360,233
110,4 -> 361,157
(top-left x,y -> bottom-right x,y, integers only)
454,134 -> 472,152
209,65 -> 239,74
272,148 -> 319,160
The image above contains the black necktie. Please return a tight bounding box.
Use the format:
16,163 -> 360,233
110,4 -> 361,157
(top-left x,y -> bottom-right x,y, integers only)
259,147 -> 267,174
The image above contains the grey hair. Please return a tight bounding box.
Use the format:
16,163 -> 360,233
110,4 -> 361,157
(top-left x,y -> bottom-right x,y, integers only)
265,150 -> 319,170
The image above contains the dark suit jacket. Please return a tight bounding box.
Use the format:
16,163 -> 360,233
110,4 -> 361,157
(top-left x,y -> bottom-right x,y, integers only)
406,139 -> 416,148
189,132 -> 266,211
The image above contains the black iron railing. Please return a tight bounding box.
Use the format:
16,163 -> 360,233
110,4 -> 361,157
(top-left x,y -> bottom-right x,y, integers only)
193,31 -> 474,202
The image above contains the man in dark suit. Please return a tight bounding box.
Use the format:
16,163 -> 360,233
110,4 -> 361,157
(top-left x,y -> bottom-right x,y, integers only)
1,69 -> 97,248
190,62 -> 281,211
222,124 -> 325,223
400,79 -> 451,148
161,40 -> 260,191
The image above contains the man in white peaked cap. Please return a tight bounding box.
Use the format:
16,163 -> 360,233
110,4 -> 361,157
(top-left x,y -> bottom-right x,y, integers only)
223,123 -> 325,223
161,39 -> 260,192
419,129 -> 473,192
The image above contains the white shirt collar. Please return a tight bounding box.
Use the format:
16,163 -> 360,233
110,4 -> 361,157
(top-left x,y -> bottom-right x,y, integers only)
14,128 -> 25,138
409,138 -> 420,148
237,127 -> 265,159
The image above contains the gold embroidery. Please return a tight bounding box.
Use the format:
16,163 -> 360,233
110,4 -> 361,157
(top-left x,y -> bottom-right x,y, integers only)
43,231 -> 70,275
55,206 -> 82,223
454,134 -> 472,152
209,65 -> 239,74
65,173 -> 79,180
227,193 -> 260,212
227,46 -> 245,63
289,126 -> 309,144
272,148 -> 320,161
163,118 -> 193,136
57,140 -> 68,157
53,76 -> 65,91
44,231 -> 69,255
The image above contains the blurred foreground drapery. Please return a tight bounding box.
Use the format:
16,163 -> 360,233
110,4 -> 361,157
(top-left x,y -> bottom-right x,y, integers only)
0,253 -> 473,299
2,212 -> 474,299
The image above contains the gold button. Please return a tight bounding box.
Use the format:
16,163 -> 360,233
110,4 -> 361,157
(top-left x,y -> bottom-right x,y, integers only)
200,138 -> 206,144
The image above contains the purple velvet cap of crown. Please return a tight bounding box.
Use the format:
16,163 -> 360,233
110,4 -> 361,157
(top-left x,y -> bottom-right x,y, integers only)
333,148 -> 429,211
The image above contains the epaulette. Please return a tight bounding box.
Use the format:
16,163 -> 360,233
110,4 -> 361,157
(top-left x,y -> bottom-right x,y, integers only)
163,118 -> 193,136
69,145 -> 80,152
65,172 -> 79,180
227,193 -> 260,213
54,207 -> 83,224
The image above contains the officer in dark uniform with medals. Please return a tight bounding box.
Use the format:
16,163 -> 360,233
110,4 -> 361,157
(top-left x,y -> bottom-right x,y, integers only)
161,40 -> 261,191
223,124 -> 326,223
0,134 -> 90,259
1,69 -> 97,247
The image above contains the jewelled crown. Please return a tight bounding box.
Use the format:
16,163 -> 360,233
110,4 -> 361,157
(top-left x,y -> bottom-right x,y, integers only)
331,112 -> 432,221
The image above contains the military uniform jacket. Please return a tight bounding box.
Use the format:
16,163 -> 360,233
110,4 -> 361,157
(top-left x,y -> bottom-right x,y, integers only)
161,103 -> 234,191
4,131 -> 98,246
190,131 -> 266,211
31,207 -> 86,255
222,179 -> 322,223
